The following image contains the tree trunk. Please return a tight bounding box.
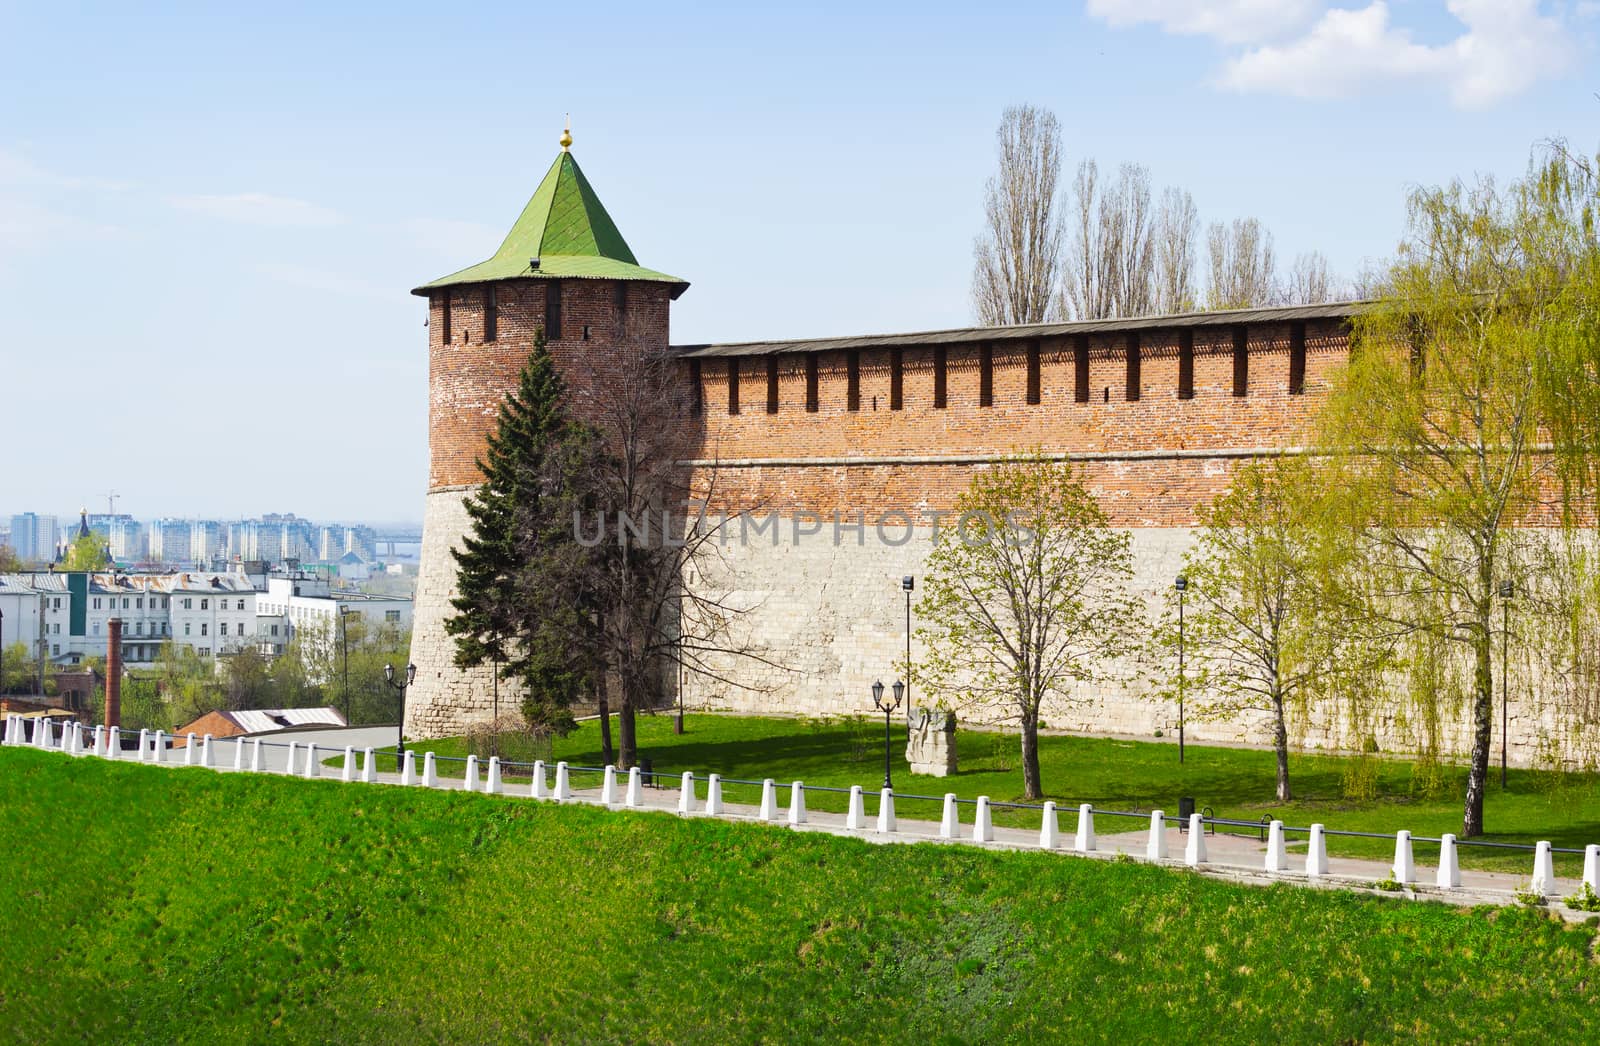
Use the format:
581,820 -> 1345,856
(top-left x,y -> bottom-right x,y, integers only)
1462,619 -> 1494,838
597,675 -> 615,767
1020,707 -> 1043,800
1271,690 -> 1291,803
618,694 -> 637,771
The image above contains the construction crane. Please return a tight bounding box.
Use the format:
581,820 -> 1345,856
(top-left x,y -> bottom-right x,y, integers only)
102,491 -> 120,516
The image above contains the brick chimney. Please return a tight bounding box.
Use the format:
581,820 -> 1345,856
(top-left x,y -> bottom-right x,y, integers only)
105,617 -> 122,728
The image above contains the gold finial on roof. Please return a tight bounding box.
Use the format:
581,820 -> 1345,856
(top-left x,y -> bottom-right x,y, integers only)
560,115 -> 572,151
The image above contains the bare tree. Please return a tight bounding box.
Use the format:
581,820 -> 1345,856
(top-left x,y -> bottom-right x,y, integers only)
1110,164 -> 1156,317
1153,187 -> 1199,313
1205,218 -> 1278,309
972,105 -> 1064,326
1284,251 -> 1335,304
1064,159 -> 1117,319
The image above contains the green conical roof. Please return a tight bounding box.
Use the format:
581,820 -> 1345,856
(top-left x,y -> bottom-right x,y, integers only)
412,150 -> 688,297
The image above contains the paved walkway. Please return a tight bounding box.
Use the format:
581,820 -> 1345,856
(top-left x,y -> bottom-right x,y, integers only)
11,724 -> 1595,921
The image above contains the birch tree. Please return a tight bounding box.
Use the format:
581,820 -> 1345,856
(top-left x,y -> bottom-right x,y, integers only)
1206,218 -> 1277,309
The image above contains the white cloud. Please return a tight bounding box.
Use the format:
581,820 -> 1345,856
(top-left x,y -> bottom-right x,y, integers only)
0,197 -> 118,254
169,192 -> 343,227
1085,0 -> 1323,45
1218,1 -> 1573,108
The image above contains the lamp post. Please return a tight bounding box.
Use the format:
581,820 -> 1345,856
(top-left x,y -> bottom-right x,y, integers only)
0,607 -> 5,697
384,661 -> 416,771
1175,575 -> 1188,765
872,679 -> 904,790
902,575 -> 914,759
1499,579 -> 1513,789
339,608 -> 358,726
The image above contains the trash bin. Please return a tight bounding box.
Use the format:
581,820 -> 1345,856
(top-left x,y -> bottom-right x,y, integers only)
1178,796 -> 1196,832
640,757 -> 654,788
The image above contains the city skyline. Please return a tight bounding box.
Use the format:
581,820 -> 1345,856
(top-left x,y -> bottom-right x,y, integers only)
3,2 -> 1593,518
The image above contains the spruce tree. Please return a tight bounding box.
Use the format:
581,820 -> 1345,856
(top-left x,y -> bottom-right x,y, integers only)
445,330 -> 577,727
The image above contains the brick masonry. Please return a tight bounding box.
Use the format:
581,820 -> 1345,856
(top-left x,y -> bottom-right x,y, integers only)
406,283 -> 1575,766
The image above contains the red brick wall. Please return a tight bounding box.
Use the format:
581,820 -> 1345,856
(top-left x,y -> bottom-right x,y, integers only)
427,278 -> 672,489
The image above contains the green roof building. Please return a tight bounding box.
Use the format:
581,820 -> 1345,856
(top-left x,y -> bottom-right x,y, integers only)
411,128 -> 688,298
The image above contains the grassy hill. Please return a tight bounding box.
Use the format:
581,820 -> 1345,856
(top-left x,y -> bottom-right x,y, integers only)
3,748 -> 1597,1044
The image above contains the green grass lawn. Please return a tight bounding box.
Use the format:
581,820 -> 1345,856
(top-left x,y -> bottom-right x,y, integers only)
2,747 -> 1596,1044
388,713 -> 1600,876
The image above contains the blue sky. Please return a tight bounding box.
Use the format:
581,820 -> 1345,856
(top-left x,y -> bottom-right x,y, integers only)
1,1 -> 1594,522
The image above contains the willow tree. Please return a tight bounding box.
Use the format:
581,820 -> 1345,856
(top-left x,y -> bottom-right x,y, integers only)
1319,162 -> 1596,837
915,456 -> 1142,800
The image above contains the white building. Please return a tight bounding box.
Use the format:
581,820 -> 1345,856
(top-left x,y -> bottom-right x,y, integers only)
0,577 -> 45,664
149,520 -> 193,565
255,574 -> 411,672
8,514 -> 58,565
167,572 -> 257,660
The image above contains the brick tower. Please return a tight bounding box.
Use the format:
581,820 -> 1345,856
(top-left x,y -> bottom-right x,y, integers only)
405,125 -> 688,739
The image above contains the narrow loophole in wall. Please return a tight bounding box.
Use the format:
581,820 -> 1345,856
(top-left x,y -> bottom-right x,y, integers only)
1074,335 -> 1090,403
1289,321 -> 1306,395
805,352 -> 819,413
846,350 -> 861,412
890,348 -> 904,410
727,359 -> 740,415
1232,325 -> 1248,397
483,285 -> 497,342
933,347 -> 948,409
1177,329 -> 1194,400
441,290 -> 452,345
1125,333 -> 1140,402
545,281 -> 563,341
1025,340 -> 1041,405
766,356 -> 780,413
689,359 -> 702,416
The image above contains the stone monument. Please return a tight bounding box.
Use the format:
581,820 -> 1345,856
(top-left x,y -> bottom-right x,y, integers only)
906,709 -> 957,777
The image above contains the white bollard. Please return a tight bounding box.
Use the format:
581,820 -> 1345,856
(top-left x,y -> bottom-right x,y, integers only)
464,755 -> 479,793
1583,844 -> 1599,892
361,748 -> 376,784
1074,804 -> 1096,853
91,724 -> 105,756
759,778 -> 777,820
877,788 -> 896,834
342,746 -> 356,783
1306,823 -> 1329,877
138,729 -> 150,761
554,761 -> 571,801
302,742 -> 320,779
201,734 -> 214,769
846,785 -> 865,830
626,767 -> 643,808
1392,830 -> 1414,884
32,718 -> 46,749
1147,810 -> 1168,860
1039,801 -> 1058,850
601,765 -> 617,805
248,738 -> 262,773
940,793 -> 960,839
678,772 -> 695,814
3,714 -> 14,744
788,781 -> 807,825
233,737 -> 246,771
1530,840 -> 1556,896
486,756 -> 502,795
972,796 -> 994,842
400,749 -> 417,786
279,740 -> 293,774
105,726 -> 120,759
1437,833 -> 1461,889
1185,814 -> 1207,866
531,760 -> 547,799
705,774 -> 723,815
153,731 -> 167,764
68,722 -> 83,756
422,751 -> 439,788
1266,820 -> 1287,873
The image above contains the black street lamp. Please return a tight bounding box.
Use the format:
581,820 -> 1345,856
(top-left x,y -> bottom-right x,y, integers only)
384,661 -> 416,771
340,608 -> 358,726
0,607 -> 6,697
1499,579 -> 1514,789
872,678 -> 904,790
1175,575 -> 1188,765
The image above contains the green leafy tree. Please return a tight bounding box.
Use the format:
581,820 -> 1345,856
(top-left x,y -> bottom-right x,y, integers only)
1318,160 -> 1596,837
915,455 -> 1143,799
62,535 -> 111,571
1155,459 -> 1379,801
0,544 -> 22,573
